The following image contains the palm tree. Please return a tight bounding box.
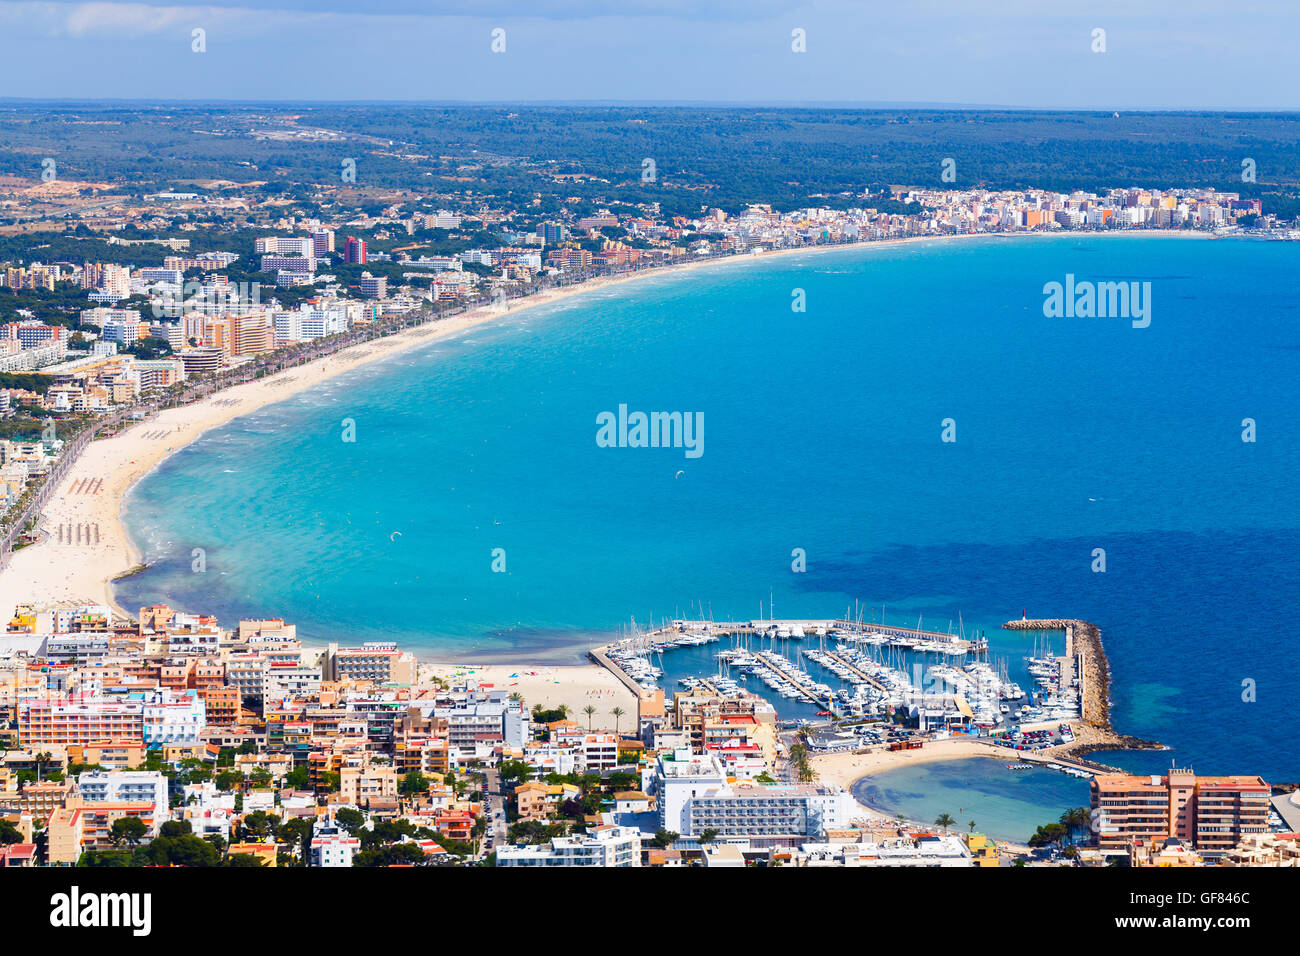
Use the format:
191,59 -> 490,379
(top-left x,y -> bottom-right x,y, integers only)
557,704 -> 571,718
967,820 -> 977,833
508,692 -> 522,703
934,813 -> 956,832
610,706 -> 625,736
1060,807 -> 1090,844
582,705 -> 596,730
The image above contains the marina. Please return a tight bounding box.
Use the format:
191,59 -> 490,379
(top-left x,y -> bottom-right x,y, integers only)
594,613 -> 1087,743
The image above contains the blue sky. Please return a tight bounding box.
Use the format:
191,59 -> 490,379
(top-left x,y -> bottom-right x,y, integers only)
0,0 -> 1295,108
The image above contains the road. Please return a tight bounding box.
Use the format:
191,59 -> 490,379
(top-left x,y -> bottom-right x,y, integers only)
482,768 -> 508,854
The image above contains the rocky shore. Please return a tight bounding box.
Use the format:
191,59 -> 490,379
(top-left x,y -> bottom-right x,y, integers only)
1004,617 -> 1164,771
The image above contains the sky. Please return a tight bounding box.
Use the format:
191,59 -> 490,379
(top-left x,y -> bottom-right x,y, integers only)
0,0 -> 1296,109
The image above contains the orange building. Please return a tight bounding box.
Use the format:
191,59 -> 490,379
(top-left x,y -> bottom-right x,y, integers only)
1091,768 -> 1270,855
200,685 -> 240,726
226,842 -> 277,867
18,698 -> 144,747
47,802 -> 157,863
65,740 -> 147,770
229,311 -> 273,357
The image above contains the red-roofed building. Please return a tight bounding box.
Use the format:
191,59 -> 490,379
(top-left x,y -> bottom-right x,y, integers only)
0,843 -> 36,867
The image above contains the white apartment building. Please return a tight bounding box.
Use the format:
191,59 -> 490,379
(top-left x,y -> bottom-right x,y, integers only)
497,825 -> 641,867
260,254 -> 315,274
655,750 -> 729,834
311,820 -> 360,867
655,751 -> 855,842
101,318 -> 141,347
273,305 -> 348,345
429,699 -> 530,750
581,733 -> 619,772
427,211 -> 462,229
80,307 -> 142,329
262,662 -> 321,701
226,656 -> 268,700
791,835 -> 973,867
141,690 -> 206,746
139,267 -> 184,287
76,770 -> 168,809
255,236 -> 316,257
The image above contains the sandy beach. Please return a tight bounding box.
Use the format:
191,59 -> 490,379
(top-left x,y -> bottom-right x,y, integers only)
419,661 -> 637,732
0,227 -> 1215,649
0,252 -> 784,620
812,737 -> 1018,820
0,231 -> 997,621
811,737 -> 1044,838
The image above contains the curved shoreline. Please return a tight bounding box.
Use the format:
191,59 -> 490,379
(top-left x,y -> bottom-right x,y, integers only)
846,753 -> 1088,845
0,229 -> 1213,632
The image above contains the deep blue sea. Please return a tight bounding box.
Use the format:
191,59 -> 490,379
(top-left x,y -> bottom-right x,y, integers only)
119,235 -> 1300,782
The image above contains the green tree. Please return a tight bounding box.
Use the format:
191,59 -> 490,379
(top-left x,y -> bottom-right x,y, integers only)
934,813 -> 955,832
79,849 -> 133,867
398,770 -> 429,796
33,751 -> 55,782
1028,822 -> 1070,849
582,705 -> 596,730
334,807 -> 366,833
610,706 -> 626,736
140,834 -> 220,867
650,830 -> 679,848
1059,807 -> 1091,844
224,853 -> 265,867
215,770 -> 245,792
109,816 -> 147,847
284,766 -> 310,790
498,760 -> 533,787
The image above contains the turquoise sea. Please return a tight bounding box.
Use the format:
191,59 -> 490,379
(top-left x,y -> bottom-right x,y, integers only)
852,758 -> 1092,843
118,235 -> 1300,782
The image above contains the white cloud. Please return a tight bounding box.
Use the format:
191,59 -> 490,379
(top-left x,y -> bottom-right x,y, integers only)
0,1 -> 314,37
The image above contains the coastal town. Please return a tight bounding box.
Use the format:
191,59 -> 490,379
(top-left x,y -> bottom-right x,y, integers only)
0,119 -> 1294,873
0,602 -> 1294,868
0,0 -> 1292,931
0,176 -> 1283,541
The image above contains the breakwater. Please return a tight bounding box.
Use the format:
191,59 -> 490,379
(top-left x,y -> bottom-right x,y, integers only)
1003,617 -> 1164,769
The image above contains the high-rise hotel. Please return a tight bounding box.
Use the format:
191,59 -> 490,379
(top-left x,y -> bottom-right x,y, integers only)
1091,767 -> 1271,857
